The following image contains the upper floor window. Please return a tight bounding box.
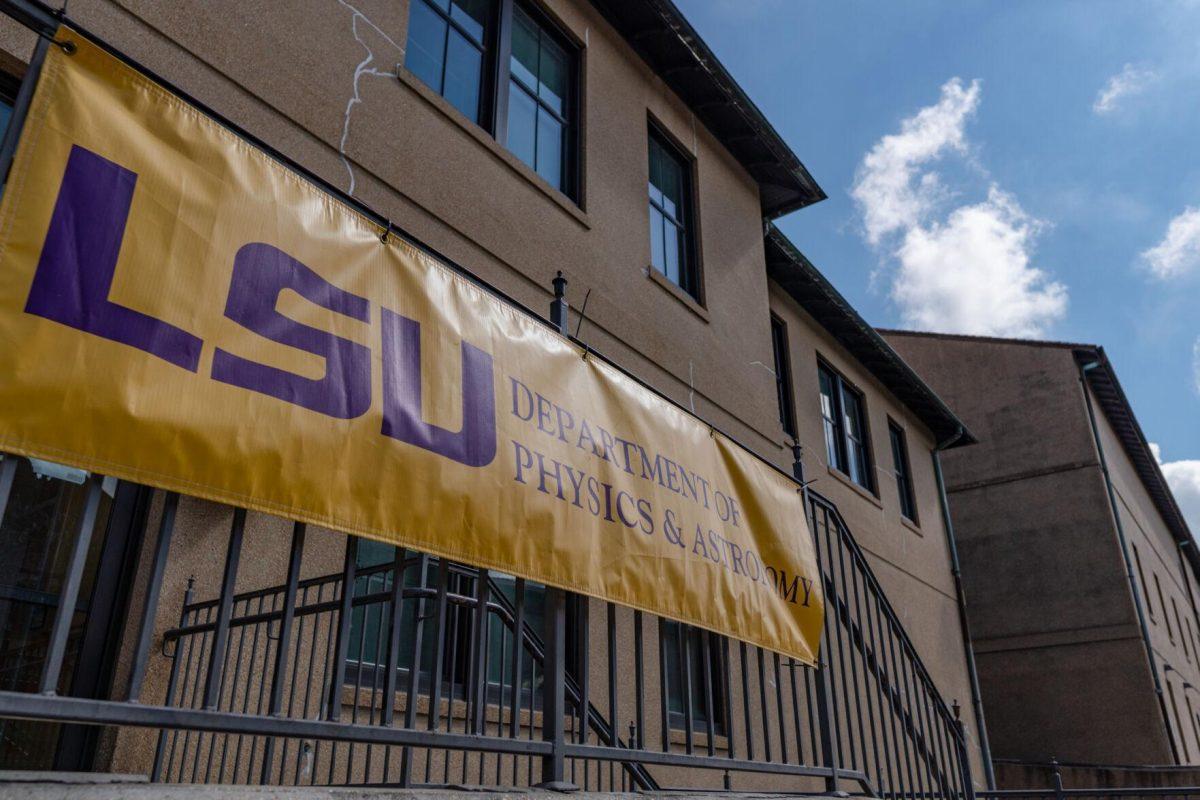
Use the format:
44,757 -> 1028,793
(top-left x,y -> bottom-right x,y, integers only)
1156,573 -> 1174,641
504,5 -> 574,192
770,315 -> 796,438
818,362 -> 874,493
406,0 -> 495,124
405,0 -> 579,199
648,125 -> 699,299
1133,543 -> 1155,620
889,421 -> 917,522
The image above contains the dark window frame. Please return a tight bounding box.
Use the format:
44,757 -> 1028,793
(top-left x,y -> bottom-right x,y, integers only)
662,620 -> 728,736
647,117 -> 702,302
1156,572 -> 1174,641
0,457 -> 149,771
403,0 -> 582,202
495,0 -> 581,199
345,548 -> 565,707
1168,679 -> 1191,762
888,419 -> 918,524
1133,543 -> 1156,621
404,0 -> 501,126
817,359 -> 876,494
770,314 -> 796,439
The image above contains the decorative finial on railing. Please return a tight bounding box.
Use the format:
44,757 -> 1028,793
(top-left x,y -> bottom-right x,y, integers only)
550,271 -> 569,335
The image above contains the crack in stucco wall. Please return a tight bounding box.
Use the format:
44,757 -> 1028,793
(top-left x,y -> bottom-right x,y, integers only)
336,0 -> 403,196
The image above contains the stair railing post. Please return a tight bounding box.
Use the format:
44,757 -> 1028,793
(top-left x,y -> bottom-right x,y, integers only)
539,585 -> 572,789
538,271 -> 575,790
956,717 -> 978,800
794,443 -> 839,793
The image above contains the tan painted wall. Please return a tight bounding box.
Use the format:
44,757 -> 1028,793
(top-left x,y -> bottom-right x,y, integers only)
1088,382 -> 1200,764
0,0 -> 979,785
768,291 -> 983,773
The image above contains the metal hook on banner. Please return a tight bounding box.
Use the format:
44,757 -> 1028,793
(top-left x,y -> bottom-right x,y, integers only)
380,219 -> 393,245
34,29 -> 75,54
574,287 -> 593,361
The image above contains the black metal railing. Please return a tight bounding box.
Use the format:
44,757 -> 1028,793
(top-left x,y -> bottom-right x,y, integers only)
980,760 -> 1200,800
808,490 -> 974,800
0,442 -> 976,797
0,444 -> 978,796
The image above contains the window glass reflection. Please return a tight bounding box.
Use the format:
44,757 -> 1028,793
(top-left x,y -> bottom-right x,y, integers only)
404,0 -> 489,124
503,5 -> 572,194
647,131 -> 695,297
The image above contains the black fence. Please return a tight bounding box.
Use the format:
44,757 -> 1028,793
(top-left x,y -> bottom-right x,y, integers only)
980,761 -> 1200,800
0,448 -> 977,797
0,0 -> 975,791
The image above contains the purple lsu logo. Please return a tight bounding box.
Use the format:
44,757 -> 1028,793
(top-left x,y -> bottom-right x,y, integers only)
23,145 -> 497,468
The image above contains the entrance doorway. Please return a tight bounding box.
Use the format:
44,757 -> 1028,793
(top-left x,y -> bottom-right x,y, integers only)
0,457 -> 148,771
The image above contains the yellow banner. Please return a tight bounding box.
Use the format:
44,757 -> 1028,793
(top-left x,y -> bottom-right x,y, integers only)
0,30 -> 823,662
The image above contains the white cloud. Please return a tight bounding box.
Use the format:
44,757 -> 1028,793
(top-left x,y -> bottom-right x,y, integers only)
1152,442 -> 1200,540
1093,63 -> 1158,115
892,188 -> 1067,336
1193,337 -> 1200,395
1141,207 -> 1200,279
852,78 -> 1068,337
852,78 -> 981,247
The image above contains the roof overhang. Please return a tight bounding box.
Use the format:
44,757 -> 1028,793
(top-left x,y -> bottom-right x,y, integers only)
587,0 -> 825,219
1074,346 -> 1196,556
763,224 -> 974,448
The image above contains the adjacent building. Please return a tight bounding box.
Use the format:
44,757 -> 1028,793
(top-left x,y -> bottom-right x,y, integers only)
885,331 -> 1200,771
0,0 -> 985,792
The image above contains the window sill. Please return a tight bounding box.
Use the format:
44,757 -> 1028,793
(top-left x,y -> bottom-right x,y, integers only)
667,727 -> 729,750
395,67 -> 590,230
646,266 -> 709,322
901,514 -> 923,536
826,465 -> 883,510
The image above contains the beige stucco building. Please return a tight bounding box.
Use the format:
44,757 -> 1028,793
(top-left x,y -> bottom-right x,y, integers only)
0,0 -> 985,792
885,331 -> 1200,773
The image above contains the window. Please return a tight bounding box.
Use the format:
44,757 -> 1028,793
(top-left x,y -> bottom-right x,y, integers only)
1169,680 -> 1191,762
406,0 -> 495,124
1174,597 -> 1187,656
1133,544 -> 1155,620
1157,574 -> 1174,641
1189,694 -> 1200,758
770,315 -> 796,438
0,457 -> 133,769
663,620 -> 727,734
817,362 -> 874,492
404,0 -> 579,198
889,421 -> 918,522
346,544 -> 551,702
504,5 -> 574,191
648,125 -> 698,299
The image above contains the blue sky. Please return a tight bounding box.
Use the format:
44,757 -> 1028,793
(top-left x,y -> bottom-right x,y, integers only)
676,0 -> 1200,530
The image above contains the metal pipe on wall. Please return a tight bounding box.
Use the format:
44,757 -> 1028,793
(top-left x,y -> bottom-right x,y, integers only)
932,428 -> 996,789
1079,360 -> 1180,764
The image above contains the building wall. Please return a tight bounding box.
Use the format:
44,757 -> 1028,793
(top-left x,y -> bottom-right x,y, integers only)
0,0 -> 979,783
885,331 -> 1199,768
1087,381 -> 1200,764
768,290 -> 982,764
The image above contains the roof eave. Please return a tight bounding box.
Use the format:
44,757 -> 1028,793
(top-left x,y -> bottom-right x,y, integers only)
586,0 -> 825,219
763,224 -> 975,448
1073,347 -> 1195,553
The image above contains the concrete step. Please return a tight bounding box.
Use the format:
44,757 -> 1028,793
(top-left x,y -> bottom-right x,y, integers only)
0,776 -> 831,800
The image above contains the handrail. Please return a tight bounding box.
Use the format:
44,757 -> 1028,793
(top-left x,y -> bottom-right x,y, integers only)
811,488 -> 964,731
